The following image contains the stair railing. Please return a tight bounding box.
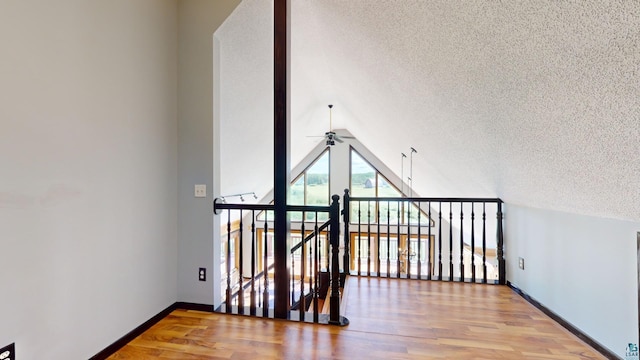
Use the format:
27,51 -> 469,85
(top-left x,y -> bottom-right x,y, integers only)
213,195 -> 348,326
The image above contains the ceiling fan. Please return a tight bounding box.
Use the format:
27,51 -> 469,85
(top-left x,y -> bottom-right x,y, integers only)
310,104 -> 354,146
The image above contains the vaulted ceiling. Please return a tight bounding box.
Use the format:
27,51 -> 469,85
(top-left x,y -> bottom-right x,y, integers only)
217,0 -> 639,222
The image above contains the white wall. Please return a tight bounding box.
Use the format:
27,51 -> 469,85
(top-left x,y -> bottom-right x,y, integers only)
177,0 -> 241,305
217,0 -> 274,201
506,204 -> 639,358
0,1 -> 178,359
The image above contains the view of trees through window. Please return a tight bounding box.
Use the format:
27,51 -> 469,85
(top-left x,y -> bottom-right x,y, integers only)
290,150 -> 330,221
259,148 -> 428,224
350,150 -> 400,198
258,150 -> 329,222
350,148 -> 424,224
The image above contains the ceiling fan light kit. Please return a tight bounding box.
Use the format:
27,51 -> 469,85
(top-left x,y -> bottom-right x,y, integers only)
322,104 -> 354,146
306,104 -> 355,146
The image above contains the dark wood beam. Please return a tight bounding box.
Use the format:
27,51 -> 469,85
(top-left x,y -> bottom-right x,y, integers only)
273,0 -> 290,319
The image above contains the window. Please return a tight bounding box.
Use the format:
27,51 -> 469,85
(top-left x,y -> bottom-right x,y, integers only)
305,150 -> 329,204
349,148 -> 431,225
349,148 -> 404,224
259,149 -> 330,222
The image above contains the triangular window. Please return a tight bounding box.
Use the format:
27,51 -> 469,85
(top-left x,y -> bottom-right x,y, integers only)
350,148 -> 429,225
259,149 -> 330,222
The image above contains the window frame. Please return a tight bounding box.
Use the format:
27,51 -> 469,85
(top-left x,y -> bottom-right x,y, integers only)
349,147 -> 430,225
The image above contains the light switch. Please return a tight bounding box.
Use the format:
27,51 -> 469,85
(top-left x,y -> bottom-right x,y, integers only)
194,184 -> 206,198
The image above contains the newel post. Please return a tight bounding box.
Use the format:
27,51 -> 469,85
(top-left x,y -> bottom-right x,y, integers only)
497,201 -> 506,285
342,189 -> 351,277
329,195 -> 349,326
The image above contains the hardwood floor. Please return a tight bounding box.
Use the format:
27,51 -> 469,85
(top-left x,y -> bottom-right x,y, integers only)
109,278 -> 605,359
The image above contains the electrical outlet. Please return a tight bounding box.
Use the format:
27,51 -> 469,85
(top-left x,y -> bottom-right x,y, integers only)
194,184 -> 206,198
518,257 -> 525,270
198,268 -> 206,281
0,343 -> 15,360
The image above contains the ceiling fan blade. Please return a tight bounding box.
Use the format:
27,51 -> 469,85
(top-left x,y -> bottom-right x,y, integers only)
333,135 -> 344,143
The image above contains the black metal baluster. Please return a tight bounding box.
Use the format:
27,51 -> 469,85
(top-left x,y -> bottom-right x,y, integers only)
482,203 -> 487,284
343,189 -> 350,276
226,209 -> 232,313
313,212 -> 319,323
417,202 -> 422,280
258,282 -> 262,313
438,202 -> 442,281
238,210 -> 244,314
386,200 -> 391,278
324,225 -> 330,293
263,215 -> 269,317
427,201 -> 432,280
407,201 -> 411,279
497,201 -> 505,285
250,210 -> 256,316
325,226 -> 330,271
299,219 -> 306,321
367,200 -> 371,276
291,237 -> 295,309
397,200 -> 401,278
357,201 -> 361,276
308,225 -> 313,317
376,204 -> 381,277
460,203 -> 464,282
449,202 -> 453,282
471,204 -> 476,283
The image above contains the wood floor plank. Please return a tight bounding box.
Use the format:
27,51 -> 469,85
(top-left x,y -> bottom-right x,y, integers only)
109,279 -> 606,359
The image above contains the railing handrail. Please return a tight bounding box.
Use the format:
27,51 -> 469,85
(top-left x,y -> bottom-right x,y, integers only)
214,198 -> 334,215
214,199 -> 274,213
348,196 -> 502,203
286,204 -> 332,212
290,220 -> 331,253
230,262 -> 275,298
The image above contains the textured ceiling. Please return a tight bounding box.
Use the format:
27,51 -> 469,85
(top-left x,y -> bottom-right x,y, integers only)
217,0 -> 640,222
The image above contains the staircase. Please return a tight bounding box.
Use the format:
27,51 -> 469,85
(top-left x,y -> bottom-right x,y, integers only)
214,190 -> 504,326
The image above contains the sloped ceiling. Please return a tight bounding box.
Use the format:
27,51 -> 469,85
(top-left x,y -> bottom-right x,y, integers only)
217,0 -> 640,222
